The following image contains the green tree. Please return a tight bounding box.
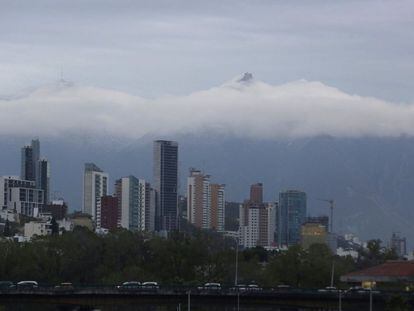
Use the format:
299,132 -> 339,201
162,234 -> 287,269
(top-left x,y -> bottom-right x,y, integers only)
50,217 -> 59,235
3,220 -> 11,237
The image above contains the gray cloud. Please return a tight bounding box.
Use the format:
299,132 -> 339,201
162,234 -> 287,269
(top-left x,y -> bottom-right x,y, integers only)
1,75 -> 413,140
0,0 -> 413,101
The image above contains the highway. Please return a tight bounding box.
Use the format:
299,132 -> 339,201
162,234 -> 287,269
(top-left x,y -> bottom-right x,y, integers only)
0,286 -> 412,309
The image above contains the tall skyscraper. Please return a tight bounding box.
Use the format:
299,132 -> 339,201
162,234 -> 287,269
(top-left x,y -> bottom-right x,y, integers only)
38,159 -> 50,205
21,139 -> 50,206
187,169 -> 225,231
278,190 -> 307,247
187,169 -> 211,229
83,163 -> 108,221
210,183 -> 225,232
115,176 -> 154,231
153,140 -> 178,232
239,201 -> 275,248
21,139 -> 40,182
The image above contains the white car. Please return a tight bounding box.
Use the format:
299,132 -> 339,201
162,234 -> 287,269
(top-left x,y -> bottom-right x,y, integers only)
318,286 -> 339,293
141,281 -> 159,290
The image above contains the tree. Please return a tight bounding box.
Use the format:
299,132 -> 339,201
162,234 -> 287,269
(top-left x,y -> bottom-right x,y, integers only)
51,217 -> 59,235
3,219 -> 11,237
357,239 -> 398,268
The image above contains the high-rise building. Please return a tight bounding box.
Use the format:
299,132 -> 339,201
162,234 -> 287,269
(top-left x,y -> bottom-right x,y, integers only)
186,169 -> 225,231
306,216 -> 329,231
21,139 -> 50,206
239,201 -> 276,248
83,163 -> 108,221
278,190 -> 307,247
0,176 -> 44,217
21,139 -> 40,182
239,184 -> 276,248
115,176 -> 154,231
250,183 -> 263,204
153,140 -> 178,232
187,169 -> 211,229
210,183 -> 225,232
97,195 -> 118,231
38,159 -> 50,205
225,202 -> 240,231
390,232 -> 407,258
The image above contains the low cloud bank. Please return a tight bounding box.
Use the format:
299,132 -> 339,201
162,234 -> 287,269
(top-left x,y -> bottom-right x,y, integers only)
1,75 -> 413,140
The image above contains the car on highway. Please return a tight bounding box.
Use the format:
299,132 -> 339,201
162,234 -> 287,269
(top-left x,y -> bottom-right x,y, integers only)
318,286 -> 340,293
117,281 -> 141,291
141,281 -> 159,291
17,281 -> 38,290
198,282 -> 221,292
54,282 -> 74,292
347,286 -> 380,295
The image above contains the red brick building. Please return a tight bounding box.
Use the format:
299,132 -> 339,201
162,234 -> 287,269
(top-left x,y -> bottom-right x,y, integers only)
99,195 -> 118,231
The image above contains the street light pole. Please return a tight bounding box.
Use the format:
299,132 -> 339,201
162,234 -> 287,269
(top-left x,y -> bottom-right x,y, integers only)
235,237 -> 239,286
369,288 -> 373,311
235,236 -> 240,311
338,290 -> 342,311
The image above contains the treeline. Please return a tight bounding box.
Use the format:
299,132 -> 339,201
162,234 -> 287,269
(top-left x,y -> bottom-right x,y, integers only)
0,228 -> 395,287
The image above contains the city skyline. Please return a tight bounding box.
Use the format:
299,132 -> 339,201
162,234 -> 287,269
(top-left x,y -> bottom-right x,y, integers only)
1,2 -> 414,307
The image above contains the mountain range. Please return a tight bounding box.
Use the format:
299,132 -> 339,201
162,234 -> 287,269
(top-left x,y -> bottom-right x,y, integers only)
1,73 -> 413,246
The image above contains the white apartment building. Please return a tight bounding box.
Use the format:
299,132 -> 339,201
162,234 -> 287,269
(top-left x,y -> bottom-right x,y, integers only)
239,202 -> 276,248
187,169 -> 225,231
0,176 -> 44,217
83,163 -> 108,221
115,176 -> 155,231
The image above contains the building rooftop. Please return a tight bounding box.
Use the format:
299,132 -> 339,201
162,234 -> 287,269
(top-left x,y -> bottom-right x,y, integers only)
341,261 -> 414,283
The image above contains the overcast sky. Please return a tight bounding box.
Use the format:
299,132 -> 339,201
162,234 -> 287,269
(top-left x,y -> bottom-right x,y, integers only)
1,0 -> 413,102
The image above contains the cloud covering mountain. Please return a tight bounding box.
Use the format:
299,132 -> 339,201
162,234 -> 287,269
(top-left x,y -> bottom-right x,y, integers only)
0,74 -> 413,140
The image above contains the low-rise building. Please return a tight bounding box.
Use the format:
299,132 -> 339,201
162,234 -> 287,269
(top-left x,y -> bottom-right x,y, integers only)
24,220 -> 52,239
43,200 -> 68,220
341,260 -> 414,290
69,212 -> 94,231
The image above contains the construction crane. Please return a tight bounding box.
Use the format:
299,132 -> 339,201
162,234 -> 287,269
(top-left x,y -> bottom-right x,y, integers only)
317,199 -> 334,233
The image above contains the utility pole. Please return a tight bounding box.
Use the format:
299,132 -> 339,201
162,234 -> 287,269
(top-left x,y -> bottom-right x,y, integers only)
330,261 -> 335,288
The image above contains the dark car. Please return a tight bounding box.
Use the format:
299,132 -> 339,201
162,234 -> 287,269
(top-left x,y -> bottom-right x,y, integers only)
54,282 -> 74,292
0,281 -> 15,291
17,281 -> 38,290
198,282 -> 222,293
